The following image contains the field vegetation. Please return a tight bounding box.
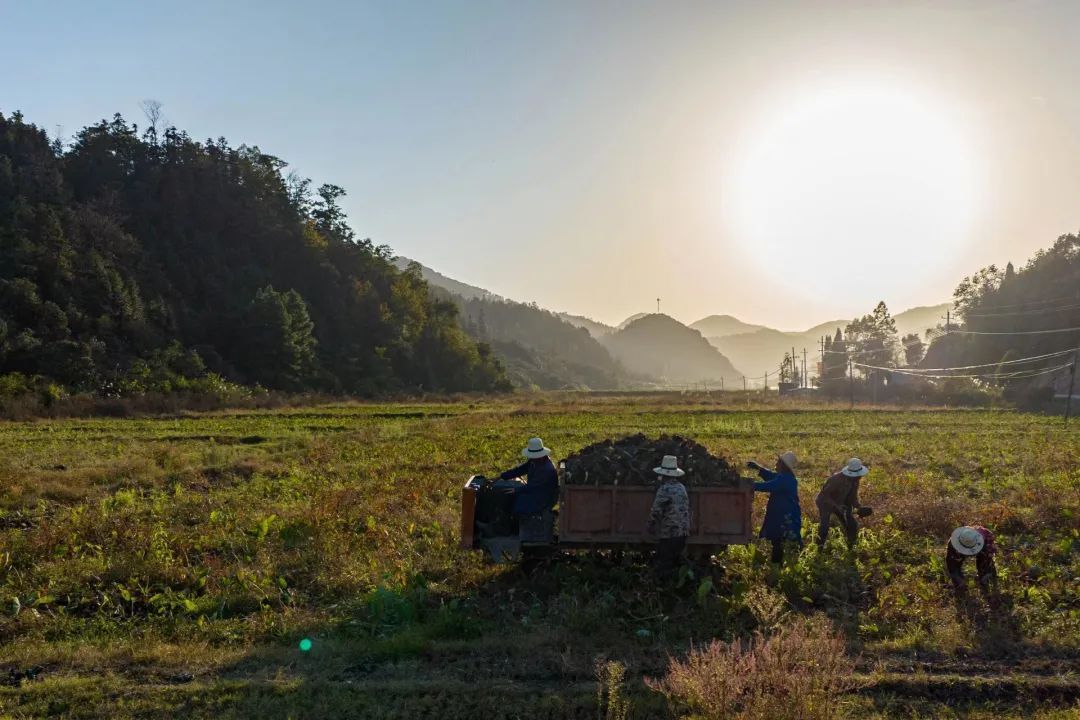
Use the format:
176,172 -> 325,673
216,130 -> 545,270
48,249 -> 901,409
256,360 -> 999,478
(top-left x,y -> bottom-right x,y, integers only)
0,394 -> 1077,718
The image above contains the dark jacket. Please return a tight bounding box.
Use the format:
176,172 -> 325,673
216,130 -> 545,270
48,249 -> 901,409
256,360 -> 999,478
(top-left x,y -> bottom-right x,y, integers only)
500,457 -> 558,515
753,468 -> 802,541
816,472 -> 861,513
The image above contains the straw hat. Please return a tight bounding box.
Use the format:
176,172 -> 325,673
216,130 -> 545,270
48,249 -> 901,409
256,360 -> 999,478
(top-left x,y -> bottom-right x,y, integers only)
522,437 -> 552,459
950,526 -> 986,556
654,455 -> 686,477
778,451 -> 798,471
841,458 -> 870,478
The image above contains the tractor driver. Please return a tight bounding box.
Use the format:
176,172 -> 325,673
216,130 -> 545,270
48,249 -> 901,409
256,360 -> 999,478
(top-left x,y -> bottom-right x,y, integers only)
497,437 -> 559,516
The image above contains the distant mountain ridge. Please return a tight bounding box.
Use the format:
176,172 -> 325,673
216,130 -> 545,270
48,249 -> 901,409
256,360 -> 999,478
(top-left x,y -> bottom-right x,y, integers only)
690,315 -> 768,338
602,314 -> 744,385
396,258 -> 745,388
558,313 -> 615,338
396,257 -> 630,390
392,258 -> 500,302
698,303 -> 950,378
397,256 -> 949,383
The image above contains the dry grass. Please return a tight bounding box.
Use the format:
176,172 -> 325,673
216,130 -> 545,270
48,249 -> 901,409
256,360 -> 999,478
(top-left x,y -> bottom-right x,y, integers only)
647,615 -> 861,720
0,396 -> 1077,718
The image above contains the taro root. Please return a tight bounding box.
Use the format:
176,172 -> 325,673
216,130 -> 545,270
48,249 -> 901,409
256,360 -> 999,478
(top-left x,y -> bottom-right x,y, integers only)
562,434 -> 742,487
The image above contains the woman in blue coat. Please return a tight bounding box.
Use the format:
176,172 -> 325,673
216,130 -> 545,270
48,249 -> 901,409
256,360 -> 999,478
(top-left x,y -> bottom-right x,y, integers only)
747,451 -> 803,563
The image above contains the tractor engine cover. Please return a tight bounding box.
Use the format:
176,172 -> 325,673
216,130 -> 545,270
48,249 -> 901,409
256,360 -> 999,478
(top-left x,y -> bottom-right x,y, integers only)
475,481 -> 517,537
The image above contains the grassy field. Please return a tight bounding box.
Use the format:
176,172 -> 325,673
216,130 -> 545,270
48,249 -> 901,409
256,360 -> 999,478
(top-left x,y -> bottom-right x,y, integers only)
0,394 -> 1078,718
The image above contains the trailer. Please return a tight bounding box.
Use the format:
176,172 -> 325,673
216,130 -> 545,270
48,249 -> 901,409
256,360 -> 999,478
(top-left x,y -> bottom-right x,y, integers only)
461,472 -> 754,562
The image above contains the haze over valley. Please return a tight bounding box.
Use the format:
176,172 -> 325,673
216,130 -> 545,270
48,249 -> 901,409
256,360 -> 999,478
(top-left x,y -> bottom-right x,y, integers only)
398,257 -> 951,388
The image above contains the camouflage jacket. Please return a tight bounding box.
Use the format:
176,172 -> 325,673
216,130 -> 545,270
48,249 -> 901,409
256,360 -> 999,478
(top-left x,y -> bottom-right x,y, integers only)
650,480 -> 690,538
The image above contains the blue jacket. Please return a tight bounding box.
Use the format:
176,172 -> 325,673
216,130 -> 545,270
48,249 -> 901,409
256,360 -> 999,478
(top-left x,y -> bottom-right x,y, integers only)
753,468 -> 802,541
500,457 -> 559,515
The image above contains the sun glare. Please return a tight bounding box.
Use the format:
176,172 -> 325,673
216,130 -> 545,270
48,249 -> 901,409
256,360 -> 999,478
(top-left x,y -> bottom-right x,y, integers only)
724,79 -> 984,301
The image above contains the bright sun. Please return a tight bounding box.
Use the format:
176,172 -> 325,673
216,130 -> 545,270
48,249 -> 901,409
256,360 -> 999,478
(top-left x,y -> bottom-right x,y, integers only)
724,79 -> 984,305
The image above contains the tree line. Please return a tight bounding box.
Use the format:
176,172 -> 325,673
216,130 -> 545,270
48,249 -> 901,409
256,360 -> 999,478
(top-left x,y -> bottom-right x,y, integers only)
815,232 -> 1078,401
0,110 -> 510,397
926,233 -> 1080,386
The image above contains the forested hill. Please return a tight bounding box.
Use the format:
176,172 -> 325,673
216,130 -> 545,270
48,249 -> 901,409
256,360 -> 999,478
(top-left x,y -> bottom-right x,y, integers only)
393,257 -> 630,389
924,233 -> 1080,385
0,111 -> 509,396
603,314 -> 744,385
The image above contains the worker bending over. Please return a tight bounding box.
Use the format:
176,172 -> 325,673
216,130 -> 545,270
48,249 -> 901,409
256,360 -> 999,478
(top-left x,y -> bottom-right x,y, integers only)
748,452 -> 802,563
816,457 -> 872,550
648,455 -> 690,580
947,525 -> 999,600
498,437 -> 558,516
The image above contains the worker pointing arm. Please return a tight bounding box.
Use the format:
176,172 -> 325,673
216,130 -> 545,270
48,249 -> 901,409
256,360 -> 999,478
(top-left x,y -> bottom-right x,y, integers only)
746,451 -> 803,564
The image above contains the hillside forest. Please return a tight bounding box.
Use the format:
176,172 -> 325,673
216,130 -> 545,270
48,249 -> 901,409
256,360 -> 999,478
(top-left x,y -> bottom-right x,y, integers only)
0,110 -> 510,398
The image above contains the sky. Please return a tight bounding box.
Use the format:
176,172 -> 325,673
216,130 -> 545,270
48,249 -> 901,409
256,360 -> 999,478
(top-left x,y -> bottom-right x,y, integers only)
3,0 -> 1080,330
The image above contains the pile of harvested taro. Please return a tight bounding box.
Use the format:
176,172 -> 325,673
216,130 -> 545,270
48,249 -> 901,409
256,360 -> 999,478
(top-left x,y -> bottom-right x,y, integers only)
561,434 -> 743,487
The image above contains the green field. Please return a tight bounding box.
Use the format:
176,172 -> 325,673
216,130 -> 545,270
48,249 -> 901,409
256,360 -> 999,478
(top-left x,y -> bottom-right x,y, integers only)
1,395 -> 1078,719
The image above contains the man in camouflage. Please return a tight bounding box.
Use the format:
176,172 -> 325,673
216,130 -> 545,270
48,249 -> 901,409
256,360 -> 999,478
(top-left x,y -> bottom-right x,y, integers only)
648,455 -> 691,580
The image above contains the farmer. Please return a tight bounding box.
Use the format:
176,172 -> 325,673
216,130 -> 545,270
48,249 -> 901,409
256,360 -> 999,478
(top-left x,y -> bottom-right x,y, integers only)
946,525 -> 999,599
647,455 -> 691,580
747,451 -> 802,563
815,457 -> 873,549
497,437 -> 559,516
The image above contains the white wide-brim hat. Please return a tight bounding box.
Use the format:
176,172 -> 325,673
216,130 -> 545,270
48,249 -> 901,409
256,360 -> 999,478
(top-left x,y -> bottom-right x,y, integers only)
842,458 -> 869,478
778,451 -> 798,471
522,437 -> 552,459
654,454 -> 686,477
950,526 -> 985,556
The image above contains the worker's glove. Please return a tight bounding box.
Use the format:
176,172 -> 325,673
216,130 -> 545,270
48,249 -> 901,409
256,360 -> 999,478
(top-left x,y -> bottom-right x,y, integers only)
857,506 -> 873,517
746,461 -> 762,471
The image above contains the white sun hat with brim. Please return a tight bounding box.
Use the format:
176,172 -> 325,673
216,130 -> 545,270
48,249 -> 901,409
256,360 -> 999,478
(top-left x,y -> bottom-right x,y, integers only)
778,451 -> 798,471
522,437 -> 552,459
654,455 -> 686,477
842,458 -> 870,478
950,526 -> 986,556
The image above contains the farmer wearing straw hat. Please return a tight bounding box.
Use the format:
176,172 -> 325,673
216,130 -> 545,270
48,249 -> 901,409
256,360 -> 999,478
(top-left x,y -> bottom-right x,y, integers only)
946,525 -> 998,598
497,437 -> 559,516
747,451 -> 803,563
815,458 -> 873,550
648,455 -> 691,579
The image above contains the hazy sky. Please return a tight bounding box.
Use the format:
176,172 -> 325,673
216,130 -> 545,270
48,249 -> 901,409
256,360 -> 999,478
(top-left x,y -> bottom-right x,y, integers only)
3,1 -> 1079,329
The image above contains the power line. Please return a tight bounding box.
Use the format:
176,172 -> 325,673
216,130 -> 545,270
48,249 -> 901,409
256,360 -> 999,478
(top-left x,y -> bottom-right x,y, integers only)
961,293 -> 1080,312
822,336 -> 929,357
961,302 -> 1080,319
852,361 -> 1073,381
948,326 -> 1080,336
871,348 -> 1076,374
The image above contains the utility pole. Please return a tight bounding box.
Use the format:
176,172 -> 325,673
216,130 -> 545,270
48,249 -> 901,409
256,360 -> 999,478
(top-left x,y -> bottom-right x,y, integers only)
743,376 -> 747,391
819,336 -> 825,384
763,372 -> 768,392
657,298 -> 661,314
720,377 -> 724,392
848,358 -> 855,409
1066,351 -> 1078,426
802,347 -> 808,389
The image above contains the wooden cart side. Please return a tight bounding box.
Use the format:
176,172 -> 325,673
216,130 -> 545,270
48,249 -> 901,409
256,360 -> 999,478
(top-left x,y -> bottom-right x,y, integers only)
558,484 -> 753,546
460,476 -> 478,550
